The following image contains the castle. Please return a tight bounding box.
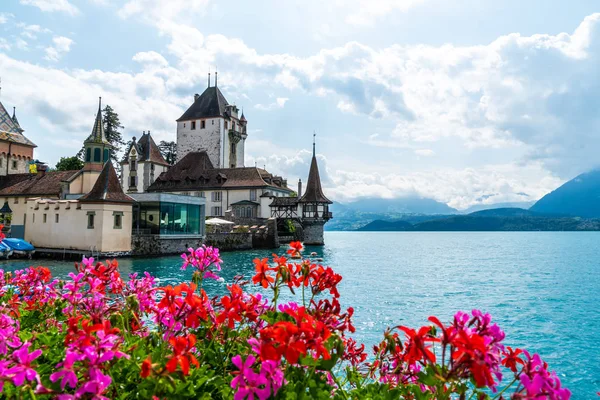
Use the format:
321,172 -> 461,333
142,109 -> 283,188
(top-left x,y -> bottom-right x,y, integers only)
0,74 -> 332,254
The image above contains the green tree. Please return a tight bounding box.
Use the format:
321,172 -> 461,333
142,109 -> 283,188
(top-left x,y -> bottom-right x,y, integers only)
102,105 -> 125,164
55,156 -> 84,171
158,140 -> 177,165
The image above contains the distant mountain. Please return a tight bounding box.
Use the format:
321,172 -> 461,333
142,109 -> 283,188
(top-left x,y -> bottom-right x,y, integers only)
356,214 -> 600,231
334,197 -> 458,215
357,220 -> 413,231
531,169 -> 600,218
461,201 -> 535,214
467,208 -> 539,217
326,196 -> 457,231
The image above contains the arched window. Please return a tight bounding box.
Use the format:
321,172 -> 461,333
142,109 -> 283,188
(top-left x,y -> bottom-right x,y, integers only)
93,148 -> 101,162
103,149 -> 110,162
86,148 -> 91,162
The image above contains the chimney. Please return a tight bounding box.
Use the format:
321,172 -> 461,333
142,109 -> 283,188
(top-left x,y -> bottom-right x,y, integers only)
37,162 -> 48,176
297,179 -> 302,198
194,93 -> 200,101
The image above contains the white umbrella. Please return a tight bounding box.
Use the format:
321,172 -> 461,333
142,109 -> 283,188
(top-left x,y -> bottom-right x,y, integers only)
205,218 -> 235,225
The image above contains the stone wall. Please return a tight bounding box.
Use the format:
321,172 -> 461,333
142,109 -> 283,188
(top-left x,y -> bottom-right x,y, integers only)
302,221 -> 325,245
131,235 -> 204,256
204,232 -> 253,251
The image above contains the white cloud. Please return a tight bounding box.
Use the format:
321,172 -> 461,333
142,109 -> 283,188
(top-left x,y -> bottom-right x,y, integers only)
0,39 -> 10,51
254,97 -> 289,111
18,23 -> 52,39
414,149 -> 434,156
19,0 -> 79,15
44,36 -> 74,61
344,0 -> 426,26
118,0 -> 211,21
0,13 -> 14,24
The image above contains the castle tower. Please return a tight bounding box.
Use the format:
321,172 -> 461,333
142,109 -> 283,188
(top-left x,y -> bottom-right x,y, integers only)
298,137 -> 332,245
121,131 -> 170,193
81,97 -> 112,193
176,74 -> 247,168
0,101 -> 36,176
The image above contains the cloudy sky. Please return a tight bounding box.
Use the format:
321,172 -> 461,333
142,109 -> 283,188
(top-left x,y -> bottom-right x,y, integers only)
1,0 -> 599,209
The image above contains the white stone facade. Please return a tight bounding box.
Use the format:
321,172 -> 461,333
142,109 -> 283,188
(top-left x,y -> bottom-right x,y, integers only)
176,117 -> 247,169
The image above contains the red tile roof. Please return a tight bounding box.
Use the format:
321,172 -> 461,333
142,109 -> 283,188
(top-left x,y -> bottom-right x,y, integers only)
0,170 -> 78,197
79,162 -> 134,203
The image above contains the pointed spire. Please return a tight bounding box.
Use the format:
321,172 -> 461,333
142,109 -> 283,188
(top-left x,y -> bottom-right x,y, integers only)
299,135 -> 332,204
11,107 -> 22,131
312,131 -> 316,157
215,67 -> 218,87
208,68 -> 211,88
84,97 -> 111,146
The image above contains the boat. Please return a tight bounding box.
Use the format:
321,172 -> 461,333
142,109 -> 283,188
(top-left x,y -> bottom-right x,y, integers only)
0,241 -> 13,259
2,238 -> 35,258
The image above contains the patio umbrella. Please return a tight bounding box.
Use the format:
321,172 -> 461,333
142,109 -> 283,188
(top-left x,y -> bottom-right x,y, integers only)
205,218 -> 235,225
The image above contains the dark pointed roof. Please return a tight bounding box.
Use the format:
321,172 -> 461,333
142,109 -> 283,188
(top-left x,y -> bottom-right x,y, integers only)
177,86 -> 229,122
240,111 -> 247,122
79,162 -> 134,203
84,97 -> 111,146
0,101 -> 36,147
122,133 -> 169,166
299,154 -> 332,204
11,107 -> 22,132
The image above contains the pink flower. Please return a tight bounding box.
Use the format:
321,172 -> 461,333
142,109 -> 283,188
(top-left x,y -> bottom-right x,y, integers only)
260,359 -> 285,395
231,354 -> 270,400
518,351 -> 571,399
6,342 -> 41,387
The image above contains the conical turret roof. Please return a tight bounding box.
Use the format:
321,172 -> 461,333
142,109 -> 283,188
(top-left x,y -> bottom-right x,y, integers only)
84,97 -> 111,146
11,107 -> 22,132
299,149 -> 332,204
79,161 -> 134,203
0,101 -> 36,147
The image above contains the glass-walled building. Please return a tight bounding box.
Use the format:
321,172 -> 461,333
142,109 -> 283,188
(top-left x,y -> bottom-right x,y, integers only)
129,193 -> 205,236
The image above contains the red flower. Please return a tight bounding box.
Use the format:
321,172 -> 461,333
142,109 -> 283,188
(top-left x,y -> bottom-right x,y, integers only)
252,258 -> 274,288
166,334 -> 199,376
287,241 -> 303,258
451,330 -> 494,388
502,346 -> 524,373
397,325 -> 439,364
141,356 -> 152,378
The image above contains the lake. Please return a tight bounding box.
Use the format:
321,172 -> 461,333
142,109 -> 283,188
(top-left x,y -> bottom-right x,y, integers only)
1,231 -> 598,397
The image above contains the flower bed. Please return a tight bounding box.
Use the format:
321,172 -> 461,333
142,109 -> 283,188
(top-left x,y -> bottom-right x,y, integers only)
0,237 -> 570,399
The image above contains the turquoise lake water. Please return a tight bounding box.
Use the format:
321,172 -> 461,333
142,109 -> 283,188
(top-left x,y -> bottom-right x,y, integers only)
1,231 -> 598,398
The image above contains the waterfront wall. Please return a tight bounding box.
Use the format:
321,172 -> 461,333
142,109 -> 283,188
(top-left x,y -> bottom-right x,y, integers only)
205,232 -> 253,250
131,235 -> 204,256
302,220 -> 325,245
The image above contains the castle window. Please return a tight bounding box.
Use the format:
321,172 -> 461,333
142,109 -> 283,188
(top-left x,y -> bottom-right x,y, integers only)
11,160 -> 17,169
43,214 -> 47,223
250,189 -> 257,201
201,120 -> 206,129
183,123 -> 186,128
13,197 -> 18,204
131,160 -> 137,170
212,120 -> 214,125
212,191 -> 222,202
94,148 -> 101,162
113,211 -> 123,229
232,122 -> 236,131
103,149 -> 110,162
55,214 -> 59,223
231,143 -> 236,155
225,121 -> 228,129
191,121 -> 196,130
129,176 -> 137,188
87,211 -> 96,229
151,164 -> 155,171
86,148 -> 91,162
212,206 -> 222,216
